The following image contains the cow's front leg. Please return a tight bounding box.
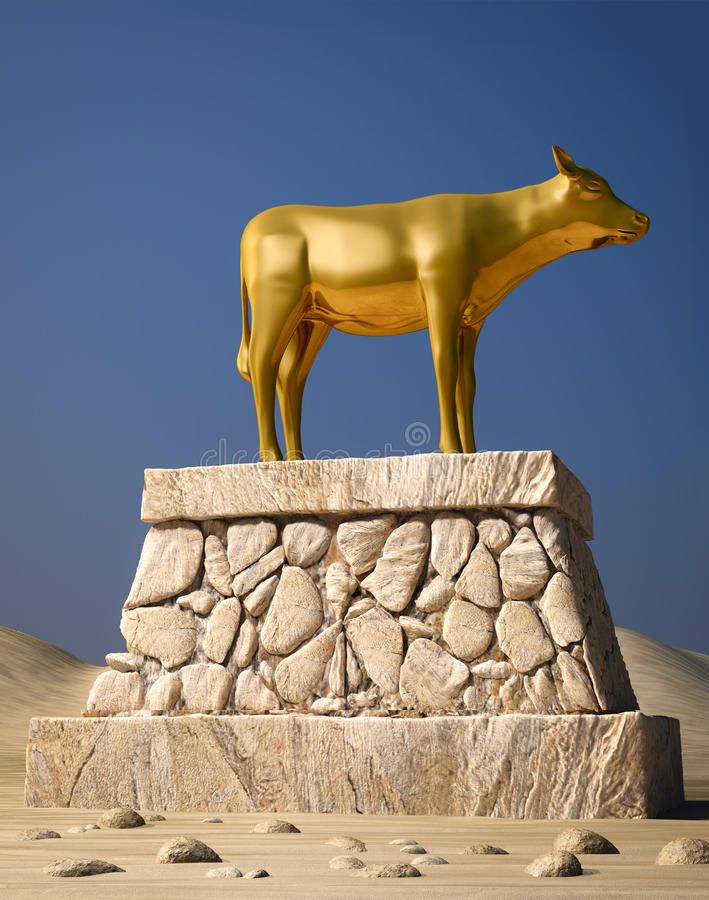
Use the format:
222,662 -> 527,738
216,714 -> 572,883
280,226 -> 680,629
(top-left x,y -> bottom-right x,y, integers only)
422,279 -> 463,453
456,323 -> 483,453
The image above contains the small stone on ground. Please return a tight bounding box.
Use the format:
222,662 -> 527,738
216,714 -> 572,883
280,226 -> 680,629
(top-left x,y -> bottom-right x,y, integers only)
156,836 -> 222,864
100,807 -> 145,829
359,863 -> 422,878
553,827 -> 619,854
329,855 -> 366,870
326,835 -> 367,852
84,824 -> 100,830
414,855 -> 448,865
18,828 -> 61,841
201,817 -> 223,823
206,866 -> 243,878
399,844 -> 426,854
146,814 -> 166,822
44,858 -> 125,877
526,851 -> 583,877
244,868 -> 270,878
656,838 -> 709,865
462,844 -> 508,855
253,818 -> 300,833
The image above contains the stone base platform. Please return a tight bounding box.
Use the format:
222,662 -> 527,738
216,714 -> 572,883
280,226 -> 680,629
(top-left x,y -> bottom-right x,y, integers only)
26,712 -> 683,819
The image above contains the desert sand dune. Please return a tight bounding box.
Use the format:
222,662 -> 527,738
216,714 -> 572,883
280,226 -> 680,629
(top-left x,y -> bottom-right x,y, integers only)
0,625 -> 707,897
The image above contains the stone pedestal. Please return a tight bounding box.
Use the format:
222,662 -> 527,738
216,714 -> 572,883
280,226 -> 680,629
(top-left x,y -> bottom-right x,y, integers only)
25,451 -> 683,817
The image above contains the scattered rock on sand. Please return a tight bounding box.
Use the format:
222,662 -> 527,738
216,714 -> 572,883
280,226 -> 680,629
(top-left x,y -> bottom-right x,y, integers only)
330,855 -> 366,870
18,828 -> 61,841
44,858 -> 125,877
156,837 -> 222,864
206,866 -> 243,878
553,827 -> 619,854
100,807 -> 145,829
326,835 -> 367,852
656,838 -> 709,865
84,824 -> 100,830
526,851 -> 583,877
201,817 -> 223,824
253,818 -> 300,833
462,844 -> 508,855
359,863 -> 422,878
244,868 -> 270,878
399,844 -> 427,854
146,814 -> 166,822
414,855 -> 448,865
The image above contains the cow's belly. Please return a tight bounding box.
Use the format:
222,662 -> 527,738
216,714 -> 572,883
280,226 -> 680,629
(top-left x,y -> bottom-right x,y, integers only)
303,280 -> 427,336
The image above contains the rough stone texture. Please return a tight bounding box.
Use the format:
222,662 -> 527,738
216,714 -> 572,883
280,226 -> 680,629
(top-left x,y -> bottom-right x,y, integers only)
400,639 -> 469,710
282,518 -> 331,567
275,623 -> 342,703
261,566 -> 323,655
442,600 -> 494,661
359,863 -> 421,878
414,575 -> 455,612
553,828 -> 619,854
499,527 -> 551,600
330,855 -> 366,870
105,653 -> 138,673
243,574 -> 278,616
414,855 -> 448,865
495,602 -> 554,672
244,868 -> 270,878
234,617 -> 259,668
253,818 -> 300,833
100,807 -> 145,828
336,514 -> 397,575
656,838 -> 709,865
360,519 -> 429,612
472,660 -> 512,679
86,672 -> 144,715
233,669 -> 280,713
329,632 -> 346,696
455,542 -> 502,608
524,666 -> 560,714
231,546 -> 284,597
203,598 -> 241,663
463,844 -> 508,855
226,518 -> 277,574
142,452 -> 594,539
399,616 -> 433,641
539,573 -> 585,647
121,607 -> 197,669
181,663 -> 233,712
327,836 -> 367,852
18,828 -> 61,840
203,535 -> 233,596
526,850 -> 582,877
477,517 -> 514,555
207,866 -> 242,878
345,607 -> 403,696
325,562 -> 357,619
430,513 -> 475,578
533,509 -> 572,574
124,521 -> 203,610
156,837 -> 221,863
146,673 -> 181,714
44,858 -> 125,877
176,590 -> 216,616
556,651 -> 599,712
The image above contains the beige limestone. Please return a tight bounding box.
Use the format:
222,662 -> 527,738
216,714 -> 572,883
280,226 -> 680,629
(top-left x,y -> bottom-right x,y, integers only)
120,607 -> 197,669
105,652 -> 138,673
533,509 -> 572,574
455,542 -> 502,608
325,562 -> 357,618
203,598 -> 241,663
539,572 -> 586,647
477,516 -> 514,554
442,600 -> 494,661
336,514 -> 397,575
556,651 -> 599,712
145,673 -> 181,713
180,663 -> 233,712
495,602 -> 554,673
329,632 -> 346,696
430,513 -> 475,578
345,607 -> 403,695
26,712 -> 681,818
176,589 -> 216,616
226,518 -> 277,574
260,566 -> 323,655
85,671 -> 144,715
233,669 -> 280,713
274,623 -> 342,703
499,527 -> 551,600
399,639 -> 469,709
360,519 -> 429,612
399,616 -> 434,640
472,660 -> 512,679
124,521 -> 203,610
203,535 -> 233,596
523,666 -> 560,714
414,575 -> 455,612
282,518 -> 331,567
243,573 -> 278,616
231,545 -> 285,597
233,616 -> 258,668
141,452 -> 594,539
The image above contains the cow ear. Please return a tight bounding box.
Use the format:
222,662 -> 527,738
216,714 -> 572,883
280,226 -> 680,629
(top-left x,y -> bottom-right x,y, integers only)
552,145 -> 580,180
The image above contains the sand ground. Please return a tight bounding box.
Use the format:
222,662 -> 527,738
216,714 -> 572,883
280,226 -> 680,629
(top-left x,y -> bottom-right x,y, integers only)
0,626 -> 707,898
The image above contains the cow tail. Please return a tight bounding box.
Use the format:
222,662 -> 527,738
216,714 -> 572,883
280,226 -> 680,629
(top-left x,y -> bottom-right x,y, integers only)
237,262 -> 251,382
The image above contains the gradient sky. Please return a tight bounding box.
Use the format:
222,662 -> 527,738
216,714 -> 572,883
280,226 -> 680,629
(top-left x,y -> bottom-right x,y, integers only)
1,1 -> 707,663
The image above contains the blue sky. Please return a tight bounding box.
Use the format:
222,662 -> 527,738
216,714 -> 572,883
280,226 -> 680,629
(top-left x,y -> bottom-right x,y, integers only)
1,0 -> 707,661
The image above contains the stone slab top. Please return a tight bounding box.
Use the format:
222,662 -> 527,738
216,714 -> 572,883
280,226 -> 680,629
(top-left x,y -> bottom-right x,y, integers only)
141,451 -> 593,539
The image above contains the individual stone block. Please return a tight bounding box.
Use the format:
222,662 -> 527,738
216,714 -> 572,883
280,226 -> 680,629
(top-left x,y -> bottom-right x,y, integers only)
400,638 -> 469,710
233,617 -> 259,668
360,519 -> 429,612
176,590 -> 217,616
227,518 -> 278,575
121,607 -> 197,669
282,518 -> 331,567
233,669 -> 280,712
399,616 -> 434,640
442,600 -> 494,661
203,598 -> 241,663
336,514 -> 397,575
539,573 -> 586,647
430,513 -> 475,579
260,566 -> 323,655
231,546 -> 285,597
325,562 -> 357,618
346,644 -> 363,692
146,673 -> 181,713
86,671 -> 144,714
275,623 -> 342,703
471,660 -> 512,679
124,521 -> 203,610
203,535 -> 233,596
499,527 -> 551,600
414,575 -> 455,612
495,601 -> 554,672
523,666 -> 559,714
105,652 -> 138,673
243,574 -> 278,616
181,663 -> 233,712
455,542 -> 502,609
533,509 -> 571,574
476,517 -> 513,555
329,632 -> 347,697
556,651 -> 598,711
345,607 -> 403,695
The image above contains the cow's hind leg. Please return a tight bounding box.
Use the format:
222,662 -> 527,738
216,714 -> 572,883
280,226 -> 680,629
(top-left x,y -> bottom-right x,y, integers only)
456,323 -> 482,453
277,321 -> 330,460
249,283 -> 304,461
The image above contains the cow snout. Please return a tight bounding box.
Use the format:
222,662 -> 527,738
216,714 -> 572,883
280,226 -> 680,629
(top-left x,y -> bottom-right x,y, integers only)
633,212 -> 650,231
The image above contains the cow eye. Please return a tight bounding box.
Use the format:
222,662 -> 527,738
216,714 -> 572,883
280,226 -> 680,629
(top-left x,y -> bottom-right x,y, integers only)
586,180 -> 602,192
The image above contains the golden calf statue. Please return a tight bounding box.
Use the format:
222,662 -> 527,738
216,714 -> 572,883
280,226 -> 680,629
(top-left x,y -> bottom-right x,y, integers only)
238,146 -> 649,461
